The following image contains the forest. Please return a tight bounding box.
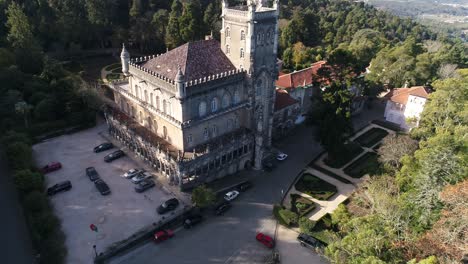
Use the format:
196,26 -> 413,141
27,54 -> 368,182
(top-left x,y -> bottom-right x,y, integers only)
0,0 -> 466,264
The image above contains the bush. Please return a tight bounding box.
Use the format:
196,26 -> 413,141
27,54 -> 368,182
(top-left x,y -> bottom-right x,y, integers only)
1,130 -> 32,146
279,208 -> 299,226
6,142 -> 33,170
299,217 -> 316,235
39,230 -> 67,264
295,173 -> 338,200
14,170 -> 44,193
23,191 -> 49,212
191,185 -> 216,208
324,142 -> 363,168
290,194 -> 316,217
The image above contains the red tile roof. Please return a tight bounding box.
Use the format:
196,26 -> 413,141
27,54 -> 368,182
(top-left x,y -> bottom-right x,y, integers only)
274,90 -> 299,111
276,61 -> 326,89
385,86 -> 430,105
141,39 -> 236,82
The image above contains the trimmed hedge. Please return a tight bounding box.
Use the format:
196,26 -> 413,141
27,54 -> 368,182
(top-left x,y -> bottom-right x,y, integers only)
290,194 -> 316,217
299,217 -> 316,235
343,152 -> 380,178
324,142 -> 364,168
354,127 -> 389,148
309,164 -> 353,184
273,204 -> 299,227
295,173 -> 337,200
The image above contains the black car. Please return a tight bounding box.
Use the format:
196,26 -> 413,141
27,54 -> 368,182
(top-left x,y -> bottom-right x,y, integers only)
237,181 -> 253,192
104,150 -> 125,162
47,180 -> 72,196
183,214 -> 203,229
86,167 -> 100,181
297,233 -> 325,249
93,142 -> 114,153
94,179 -> 111,195
157,198 -> 179,214
214,201 -> 232,216
135,179 -> 155,193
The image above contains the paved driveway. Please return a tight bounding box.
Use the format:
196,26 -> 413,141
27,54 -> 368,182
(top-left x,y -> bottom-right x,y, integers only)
33,124 -> 177,264
110,125 -> 325,264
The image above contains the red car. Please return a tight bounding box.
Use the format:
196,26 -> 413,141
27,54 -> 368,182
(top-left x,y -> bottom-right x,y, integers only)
154,229 -> 174,243
41,162 -> 62,174
256,233 -> 275,248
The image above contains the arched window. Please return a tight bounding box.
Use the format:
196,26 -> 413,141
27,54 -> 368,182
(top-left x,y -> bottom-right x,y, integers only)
156,96 -> 160,110
212,125 -> 218,137
139,111 -> 143,123
147,117 -> 152,129
199,101 -> 207,117
153,119 -> 158,133
144,90 -> 148,102
203,128 -> 209,139
226,45 -> 230,54
126,103 -> 130,114
167,101 -> 172,116
241,30 -> 245,40
226,27 -> 230,37
131,106 -> 135,117
150,93 -> 154,106
163,99 -> 167,113
240,48 -> 244,58
211,97 -> 219,112
222,93 -> 231,108
234,90 -> 240,104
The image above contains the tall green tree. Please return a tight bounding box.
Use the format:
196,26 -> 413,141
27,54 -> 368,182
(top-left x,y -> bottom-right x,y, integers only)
179,0 -> 203,42
165,0 -> 183,49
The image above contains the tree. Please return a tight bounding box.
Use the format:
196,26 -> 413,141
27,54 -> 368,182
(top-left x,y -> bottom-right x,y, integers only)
6,142 -> 33,170
179,0 -> 203,42
13,170 -> 44,193
165,0 -> 183,49
377,134 -> 418,171
5,2 -> 35,50
299,217 -> 316,235
191,185 -> 216,208
15,101 -> 33,128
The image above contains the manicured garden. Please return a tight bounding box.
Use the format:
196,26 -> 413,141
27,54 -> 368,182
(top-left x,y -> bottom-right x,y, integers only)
290,194 -> 316,217
343,152 -> 380,178
354,127 -> 389,148
324,142 -> 363,168
309,164 -> 353,184
106,73 -> 122,81
295,173 -> 337,200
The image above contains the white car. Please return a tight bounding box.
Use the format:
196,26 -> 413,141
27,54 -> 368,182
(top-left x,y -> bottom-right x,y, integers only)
224,190 -> 240,201
276,153 -> 288,161
122,168 -> 141,179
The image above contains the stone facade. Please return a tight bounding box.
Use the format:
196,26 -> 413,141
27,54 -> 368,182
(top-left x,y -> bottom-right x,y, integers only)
106,0 -> 279,190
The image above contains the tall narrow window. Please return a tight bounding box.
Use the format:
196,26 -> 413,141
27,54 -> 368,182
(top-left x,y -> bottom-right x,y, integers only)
204,128 -> 209,140
144,90 -> 148,102
212,125 -> 218,137
156,96 -> 160,110
226,27 -> 230,37
163,99 -> 167,114
187,134 -> 193,144
241,30 -> 245,40
234,90 -> 240,104
199,101 -> 207,117
226,45 -> 230,54
150,93 -> 154,106
211,97 -> 219,112
240,48 -> 244,58
163,126 -> 168,139
222,93 -> 231,108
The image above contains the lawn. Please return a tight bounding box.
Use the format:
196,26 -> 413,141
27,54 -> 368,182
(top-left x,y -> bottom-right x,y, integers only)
290,194 -> 316,217
324,142 -> 364,168
354,127 -> 389,148
295,173 -> 337,200
343,152 -> 380,178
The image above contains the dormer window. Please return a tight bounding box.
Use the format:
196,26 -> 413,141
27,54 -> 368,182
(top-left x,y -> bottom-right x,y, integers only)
241,30 -> 245,40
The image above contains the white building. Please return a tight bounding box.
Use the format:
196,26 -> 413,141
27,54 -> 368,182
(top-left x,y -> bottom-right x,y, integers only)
384,86 -> 430,130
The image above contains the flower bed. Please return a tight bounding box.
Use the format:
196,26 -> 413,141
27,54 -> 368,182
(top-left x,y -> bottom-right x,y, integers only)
354,127 -> 389,148
343,152 -> 380,178
295,173 -> 337,200
290,194 -> 316,217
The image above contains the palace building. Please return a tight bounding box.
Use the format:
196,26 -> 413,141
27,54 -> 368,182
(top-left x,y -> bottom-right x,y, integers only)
106,0 -> 279,190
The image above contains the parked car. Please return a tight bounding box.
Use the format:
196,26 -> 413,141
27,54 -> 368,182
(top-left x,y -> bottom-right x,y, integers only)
93,142 -> 114,153
135,179 -> 155,193
224,190 -> 240,201
237,181 -> 253,192
183,214 -> 203,229
40,162 -> 62,174
276,153 -> 288,161
154,229 -> 174,243
47,180 -> 72,196
104,150 -> 125,162
157,198 -> 179,214
214,201 -> 231,216
256,233 -> 275,248
131,171 -> 153,184
122,168 -> 142,179
94,179 -> 111,195
86,167 -> 100,181
297,233 -> 325,249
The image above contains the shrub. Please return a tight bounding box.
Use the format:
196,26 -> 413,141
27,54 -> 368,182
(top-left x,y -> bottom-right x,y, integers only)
290,194 -> 316,217
1,130 -> 32,146
6,142 -> 33,170
39,230 -> 67,264
191,185 -> 216,208
14,170 -> 44,193
23,191 -> 49,212
299,217 -> 316,235
29,211 -> 60,241
279,208 -> 299,226
295,173 -> 337,200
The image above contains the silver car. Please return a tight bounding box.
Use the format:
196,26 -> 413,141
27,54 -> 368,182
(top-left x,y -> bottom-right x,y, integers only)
131,172 -> 153,184
122,168 -> 142,179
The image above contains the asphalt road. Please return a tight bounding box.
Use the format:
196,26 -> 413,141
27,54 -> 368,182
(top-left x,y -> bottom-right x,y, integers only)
111,125 -> 325,264
0,149 -> 35,264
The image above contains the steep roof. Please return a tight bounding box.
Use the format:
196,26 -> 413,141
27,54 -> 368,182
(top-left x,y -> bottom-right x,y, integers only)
274,89 -> 299,111
385,86 -> 430,105
276,61 -> 326,89
141,39 -> 236,82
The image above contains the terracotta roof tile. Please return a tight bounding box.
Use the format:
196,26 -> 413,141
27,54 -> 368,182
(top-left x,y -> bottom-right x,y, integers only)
385,86 -> 429,105
141,39 -> 236,82
276,61 -> 326,89
274,90 -> 299,111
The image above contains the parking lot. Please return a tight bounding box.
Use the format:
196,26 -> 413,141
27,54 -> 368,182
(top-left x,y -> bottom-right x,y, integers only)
33,123 -> 178,264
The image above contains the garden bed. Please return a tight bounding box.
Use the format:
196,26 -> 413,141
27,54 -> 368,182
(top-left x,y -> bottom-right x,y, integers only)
309,164 -> 353,184
324,142 -> 363,168
290,194 -> 316,217
354,127 -> 389,148
343,152 -> 380,178
106,73 -> 122,81
295,173 -> 337,200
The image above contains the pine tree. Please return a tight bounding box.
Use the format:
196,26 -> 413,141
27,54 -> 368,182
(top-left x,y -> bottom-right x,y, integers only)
179,0 -> 203,42
165,0 -> 183,49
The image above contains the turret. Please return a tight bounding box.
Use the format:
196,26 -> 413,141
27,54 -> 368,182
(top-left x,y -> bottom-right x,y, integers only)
175,66 -> 185,99
120,44 -> 130,76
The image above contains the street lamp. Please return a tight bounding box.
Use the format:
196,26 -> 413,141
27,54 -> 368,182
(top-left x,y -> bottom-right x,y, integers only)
93,245 -> 97,258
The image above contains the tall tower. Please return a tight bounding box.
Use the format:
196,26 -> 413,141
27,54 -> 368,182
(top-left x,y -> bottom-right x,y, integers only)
221,0 -> 279,169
